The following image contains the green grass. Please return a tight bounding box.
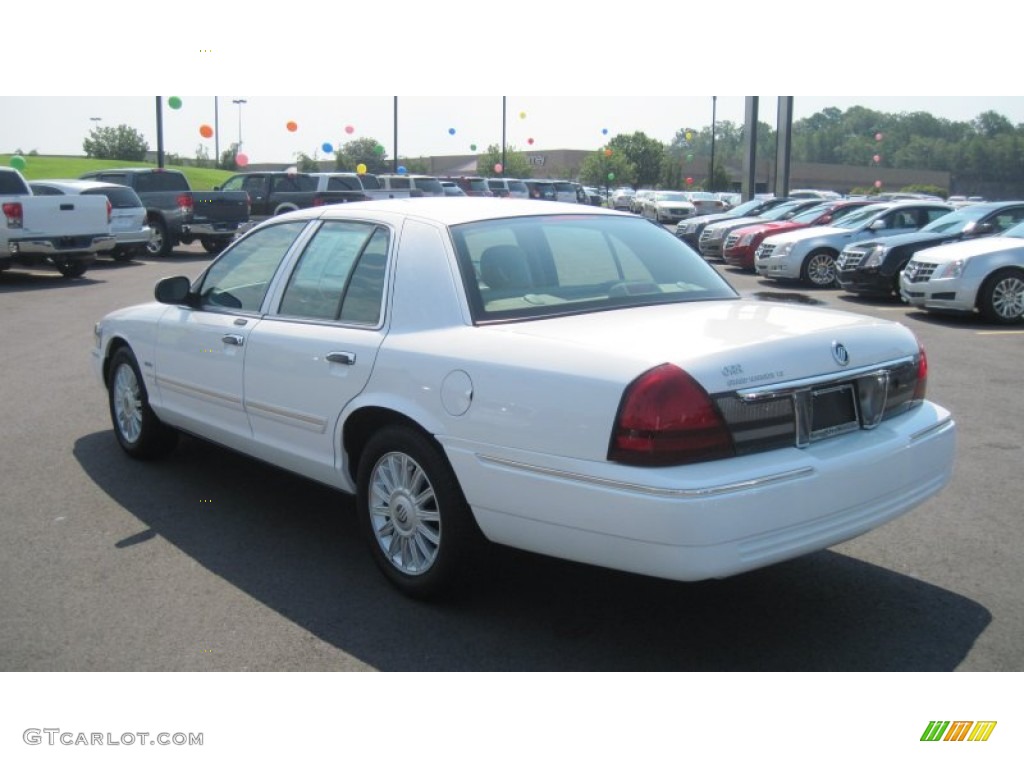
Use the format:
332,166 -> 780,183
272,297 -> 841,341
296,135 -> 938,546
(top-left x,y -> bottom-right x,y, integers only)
0,155 -> 236,189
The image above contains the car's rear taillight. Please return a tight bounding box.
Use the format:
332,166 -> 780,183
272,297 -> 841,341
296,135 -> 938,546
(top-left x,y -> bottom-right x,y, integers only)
912,344 -> 928,404
609,364 -> 735,466
2,202 -> 23,228
106,198 -> 113,224
176,193 -> 193,215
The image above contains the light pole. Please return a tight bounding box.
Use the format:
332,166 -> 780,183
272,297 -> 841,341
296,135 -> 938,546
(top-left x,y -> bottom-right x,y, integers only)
709,96 -> 717,193
232,98 -> 247,153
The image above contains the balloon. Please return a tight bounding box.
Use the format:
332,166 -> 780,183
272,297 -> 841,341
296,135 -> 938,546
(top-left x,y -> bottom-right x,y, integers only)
10,155 -> 26,170
397,165 -> 407,175
322,142 -> 334,153
286,121 -> 298,132
873,154 -> 881,163
448,128 -> 456,135
601,128 -> 608,135
528,137 -> 534,145
286,166 -> 298,175
356,163 -> 367,174
686,177 -> 694,185
374,144 -> 385,155
470,144 -> 477,151
494,163 -> 503,173
519,111 -> 526,119
874,180 -> 882,188
686,153 -> 694,162
607,172 -> 615,181
199,124 -> 213,139
345,125 -> 355,134
236,153 -> 249,167
875,132 -> 883,141
685,131 -> 693,141
168,96 -> 182,110
604,148 -> 612,157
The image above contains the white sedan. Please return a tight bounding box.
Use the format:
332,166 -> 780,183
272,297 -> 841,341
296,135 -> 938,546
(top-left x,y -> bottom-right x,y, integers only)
92,198 -> 956,598
901,227 -> 1024,323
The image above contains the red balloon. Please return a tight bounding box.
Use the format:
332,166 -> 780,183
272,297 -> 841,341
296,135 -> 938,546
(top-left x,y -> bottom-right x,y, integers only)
528,137 -> 535,145
604,148 -> 613,157
874,180 -> 882,188
286,121 -> 298,132
494,163 -> 503,173
686,177 -> 694,185
345,125 -> 355,134
236,153 -> 249,167
873,154 -> 881,163
875,132 -> 884,141
199,124 -> 213,139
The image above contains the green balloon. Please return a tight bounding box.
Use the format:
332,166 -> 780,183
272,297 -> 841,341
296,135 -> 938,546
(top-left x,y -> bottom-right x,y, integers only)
374,144 -> 385,155
607,172 -> 615,181
168,96 -> 182,110
10,155 -> 26,170
470,144 -> 477,151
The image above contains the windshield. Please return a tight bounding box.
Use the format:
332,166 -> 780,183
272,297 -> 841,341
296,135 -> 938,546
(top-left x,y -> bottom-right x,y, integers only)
656,192 -> 688,202
789,203 -> 833,224
921,205 -> 1007,234
723,198 -> 768,217
1000,220 -> 1024,238
828,204 -> 889,229
451,214 -> 737,322
688,192 -> 716,201
761,200 -> 811,220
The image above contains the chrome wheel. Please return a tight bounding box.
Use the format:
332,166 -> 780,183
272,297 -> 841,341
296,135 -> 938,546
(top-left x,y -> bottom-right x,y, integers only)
113,362 -> 143,444
990,274 -> 1024,321
804,251 -> 837,287
368,451 -> 441,576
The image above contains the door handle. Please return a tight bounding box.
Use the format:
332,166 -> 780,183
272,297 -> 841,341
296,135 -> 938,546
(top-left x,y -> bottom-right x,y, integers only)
326,351 -> 356,365
222,334 -> 245,346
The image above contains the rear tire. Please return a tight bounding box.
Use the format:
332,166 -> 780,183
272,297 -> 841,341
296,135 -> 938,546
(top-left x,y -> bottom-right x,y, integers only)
200,236 -> 232,254
978,268 -> 1024,324
55,260 -> 89,278
357,425 -> 481,599
108,347 -> 179,459
146,217 -> 172,257
110,247 -> 135,263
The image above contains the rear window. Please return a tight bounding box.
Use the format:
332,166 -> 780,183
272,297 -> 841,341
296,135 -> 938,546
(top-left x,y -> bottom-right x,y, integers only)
0,171 -> 30,195
83,187 -> 142,208
326,176 -> 363,191
467,178 -> 489,192
413,177 -> 444,196
507,181 -> 528,194
132,171 -> 189,193
451,214 -> 736,322
359,174 -> 380,190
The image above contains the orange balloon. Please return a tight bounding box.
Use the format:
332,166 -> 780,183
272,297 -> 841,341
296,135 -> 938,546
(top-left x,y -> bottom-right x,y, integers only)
286,121 -> 298,132
199,124 -> 213,139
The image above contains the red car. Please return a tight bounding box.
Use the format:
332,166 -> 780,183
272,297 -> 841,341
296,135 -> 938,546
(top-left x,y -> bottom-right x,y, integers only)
723,200 -> 872,270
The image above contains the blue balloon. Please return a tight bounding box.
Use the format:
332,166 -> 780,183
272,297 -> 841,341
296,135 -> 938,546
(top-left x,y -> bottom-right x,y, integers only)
397,165 -> 407,175
448,128 -> 456,135
602,128 -> 608,135
322,142 -> 334,153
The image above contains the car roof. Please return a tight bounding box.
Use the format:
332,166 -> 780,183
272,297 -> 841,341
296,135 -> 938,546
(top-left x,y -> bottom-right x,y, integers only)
275,197 -> 634,227
30,179 -> 130,192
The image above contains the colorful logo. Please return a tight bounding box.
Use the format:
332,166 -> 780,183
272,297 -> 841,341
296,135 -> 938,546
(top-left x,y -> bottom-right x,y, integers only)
921,721 -> 997,742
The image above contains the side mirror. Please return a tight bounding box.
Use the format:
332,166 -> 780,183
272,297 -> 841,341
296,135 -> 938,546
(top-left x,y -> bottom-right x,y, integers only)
869,219 -> 886,230
155,275 -> 194,305
820,215 -> 832,224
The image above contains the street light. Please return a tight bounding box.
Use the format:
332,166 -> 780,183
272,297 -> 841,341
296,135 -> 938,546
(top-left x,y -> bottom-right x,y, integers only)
232,98 -> 247,152
90,117 -> 102,123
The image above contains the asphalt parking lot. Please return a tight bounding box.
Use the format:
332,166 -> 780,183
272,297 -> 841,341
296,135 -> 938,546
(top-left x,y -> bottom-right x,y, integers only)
1,240 -> 1022,671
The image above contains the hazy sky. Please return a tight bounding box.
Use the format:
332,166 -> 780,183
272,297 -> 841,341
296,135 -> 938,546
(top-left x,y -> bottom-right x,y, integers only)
4,2 -> 1019,166
3,95 -> 1023,167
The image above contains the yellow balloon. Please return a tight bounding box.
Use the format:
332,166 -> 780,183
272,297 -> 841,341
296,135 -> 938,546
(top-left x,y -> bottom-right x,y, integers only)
519,111 -> 526,119
356,163 -> 367,174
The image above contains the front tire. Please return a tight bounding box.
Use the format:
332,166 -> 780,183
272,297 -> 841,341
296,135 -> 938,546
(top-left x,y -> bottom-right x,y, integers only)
200,236 -> 232,254
55,260 -> 89,278
802,249 -> 839,287
979,268 -> 1024,324
357,425 -> 480,599
108,347 -> 179,459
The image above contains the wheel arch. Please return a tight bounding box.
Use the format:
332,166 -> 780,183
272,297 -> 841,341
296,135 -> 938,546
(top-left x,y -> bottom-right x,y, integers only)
342,404 -> 444,487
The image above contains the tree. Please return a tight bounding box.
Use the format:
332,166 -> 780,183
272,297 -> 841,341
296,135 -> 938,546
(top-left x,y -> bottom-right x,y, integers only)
579,150 -> 635,189
219,143 -> 239,171
476,144 -> 531,178
607,132 -> 664,188
294,151 -> 320,172
398,157 -> 430,174
194,144 -> 213,169
82,124 -> 149,161
334,138 -> 390,173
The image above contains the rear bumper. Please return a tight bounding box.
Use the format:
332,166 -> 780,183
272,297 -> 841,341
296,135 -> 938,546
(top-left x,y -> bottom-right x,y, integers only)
9,233 -> 115,256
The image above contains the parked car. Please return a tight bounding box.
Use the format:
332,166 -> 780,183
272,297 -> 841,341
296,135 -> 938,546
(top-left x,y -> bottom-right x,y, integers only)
685,191 -> 728,216
80,167 -> 249,257
29,179 -> 152,262
837,201 -> 1024,298
583,187 -> 605,206
609,188 -> 635,211
901,222 -> 1024,323
631,189 -> 654,214
486,178 -> 530,199
552,180 -> 587,204
440,176 -> 492,197
440,181 -> 467,197
755,201 -> 953,287
698,199 -> 822,260
523,179 -> 557,201
676,197 -> 792,251
92,198 -> 955,598
641,191 -> 695,224
377,174 -> 445,197
723,200 -> 873,270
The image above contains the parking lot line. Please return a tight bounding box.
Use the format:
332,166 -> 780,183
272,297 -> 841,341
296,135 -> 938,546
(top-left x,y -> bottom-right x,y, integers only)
975,330 -> 1024,335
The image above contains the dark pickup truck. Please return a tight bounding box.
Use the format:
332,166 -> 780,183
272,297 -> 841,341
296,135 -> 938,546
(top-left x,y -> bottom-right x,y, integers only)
79,168 -> 250,256
217,171 -> 421,223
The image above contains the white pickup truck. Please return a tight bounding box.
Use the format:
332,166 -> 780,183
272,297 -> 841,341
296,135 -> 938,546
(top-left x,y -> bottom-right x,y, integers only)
1,167 -> 114,278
